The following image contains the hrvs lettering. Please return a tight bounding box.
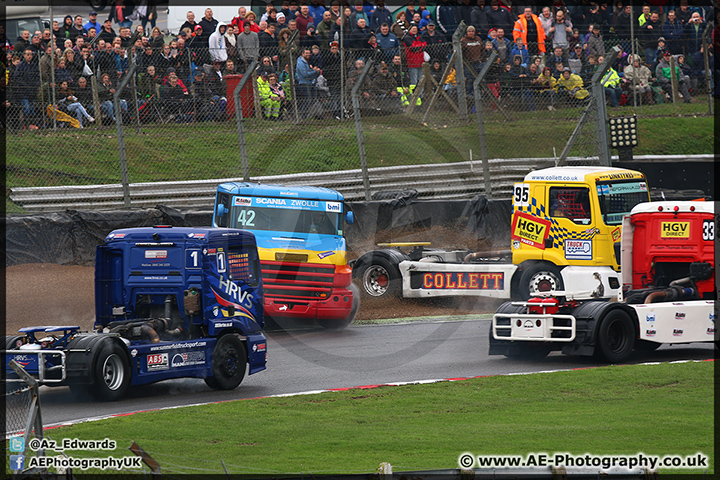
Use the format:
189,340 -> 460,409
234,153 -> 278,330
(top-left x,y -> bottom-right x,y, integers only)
218,276 -> 254,309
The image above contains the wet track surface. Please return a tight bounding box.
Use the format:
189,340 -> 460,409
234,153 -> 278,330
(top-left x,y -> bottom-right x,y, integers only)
36,318 -> 714,427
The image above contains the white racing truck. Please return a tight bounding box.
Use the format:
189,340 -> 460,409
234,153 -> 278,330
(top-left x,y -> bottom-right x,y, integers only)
489,201 -> 716,362
352,166 -> 651,301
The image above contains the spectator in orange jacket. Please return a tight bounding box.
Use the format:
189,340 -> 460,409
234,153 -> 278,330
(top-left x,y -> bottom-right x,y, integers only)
513,7 -> 546,57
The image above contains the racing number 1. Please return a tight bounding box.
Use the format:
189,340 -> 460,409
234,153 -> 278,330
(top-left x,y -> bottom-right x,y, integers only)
513,184 -> 530,207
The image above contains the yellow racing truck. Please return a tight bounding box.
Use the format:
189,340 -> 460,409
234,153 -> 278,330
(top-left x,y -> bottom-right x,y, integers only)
352,166 -> 650,301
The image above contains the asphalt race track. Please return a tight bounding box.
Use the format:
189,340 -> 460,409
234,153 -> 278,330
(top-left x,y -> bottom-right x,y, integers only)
37,318 -> 714,427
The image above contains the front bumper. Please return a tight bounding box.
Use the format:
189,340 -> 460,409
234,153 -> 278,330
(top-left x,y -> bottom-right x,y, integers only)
264,286 -> 355,320
492,313 -> 577,342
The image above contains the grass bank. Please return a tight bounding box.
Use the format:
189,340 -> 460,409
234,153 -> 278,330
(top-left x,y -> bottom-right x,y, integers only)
41,360 -> 713,476
6,107 -> 712,213
6,112 -> 712,188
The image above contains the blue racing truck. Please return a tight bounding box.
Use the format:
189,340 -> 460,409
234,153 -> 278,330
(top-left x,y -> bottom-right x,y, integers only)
213,182 -> 358,329
4,226 -> 267,400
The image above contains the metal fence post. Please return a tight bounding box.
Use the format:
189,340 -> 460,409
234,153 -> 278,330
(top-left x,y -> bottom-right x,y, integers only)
91,75 -> 102,126
669,55 -> 679,104
234,60 -> 258,182
128,32 -> 142,133
287,30 -> 300,123
114,62 -> 138,208
591,45 -> 620,167
452,21 -> 468,120
351,58 -> 374,201
472,50 -> 497,199
49,3 -> 56,132
701,21 -> 713,115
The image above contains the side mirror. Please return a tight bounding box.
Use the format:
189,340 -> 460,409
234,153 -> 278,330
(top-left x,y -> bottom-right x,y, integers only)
216,203 -> 228,217
345,211 -> 354,225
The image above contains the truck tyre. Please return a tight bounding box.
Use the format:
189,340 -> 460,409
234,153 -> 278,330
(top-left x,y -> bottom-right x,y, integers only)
357,257 -> 401,298
91,340 -> 131,401
90,0 -> 107,11
317,284 -> 360,330
595,310 -> 636,363
518,263 -> 564,300
205,334 -> 247,390
5,336 -> 23,350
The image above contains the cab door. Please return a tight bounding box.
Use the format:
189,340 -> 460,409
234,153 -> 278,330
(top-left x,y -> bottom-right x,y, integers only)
543,186 -> 604,267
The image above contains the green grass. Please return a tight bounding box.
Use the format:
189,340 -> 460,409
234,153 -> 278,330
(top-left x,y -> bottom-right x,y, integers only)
5,104 -> 713,213
39,360 -> 713,476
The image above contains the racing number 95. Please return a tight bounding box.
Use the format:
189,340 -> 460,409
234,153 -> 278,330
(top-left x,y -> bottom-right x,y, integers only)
702,219 -> 714,241
513,184 -> 530,207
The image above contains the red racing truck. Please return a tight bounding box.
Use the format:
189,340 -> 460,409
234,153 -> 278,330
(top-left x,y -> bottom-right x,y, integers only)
490,201 -> 716,362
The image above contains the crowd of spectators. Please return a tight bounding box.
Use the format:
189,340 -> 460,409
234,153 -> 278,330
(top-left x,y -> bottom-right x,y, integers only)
2,1 -> 715,128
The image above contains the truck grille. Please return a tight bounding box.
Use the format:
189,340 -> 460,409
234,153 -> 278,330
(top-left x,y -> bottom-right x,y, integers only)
261,261 -> 335,300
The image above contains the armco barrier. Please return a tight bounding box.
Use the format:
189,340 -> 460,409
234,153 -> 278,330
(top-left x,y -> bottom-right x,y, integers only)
9,155 -> 712,213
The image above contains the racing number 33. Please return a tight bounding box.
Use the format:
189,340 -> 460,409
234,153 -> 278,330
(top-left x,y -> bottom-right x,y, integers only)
702,219 -> 714,241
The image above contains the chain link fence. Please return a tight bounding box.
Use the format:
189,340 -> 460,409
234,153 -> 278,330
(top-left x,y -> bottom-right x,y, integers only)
5,360 -> 44,475
5,24 -> 713,212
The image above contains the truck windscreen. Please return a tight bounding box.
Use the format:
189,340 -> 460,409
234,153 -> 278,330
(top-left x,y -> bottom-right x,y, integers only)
229,205 -> 341,236
596,180 -> 650,225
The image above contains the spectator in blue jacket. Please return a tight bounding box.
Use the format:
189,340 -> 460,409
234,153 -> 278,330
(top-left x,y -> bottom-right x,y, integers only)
436,0 -> 459,41
370,1 -> 393,33
14,49 -> 41,121
510,37 -> 530,67
684,12 -> 705,57
308,0 -> 326,27
662,10 -> 685,55
295,46 -> 321,118
418,10 -> 433,34
376,23 -> 399,62
485,0 -> 514,35
491,27 -> 513,63
689,44 -> 711,92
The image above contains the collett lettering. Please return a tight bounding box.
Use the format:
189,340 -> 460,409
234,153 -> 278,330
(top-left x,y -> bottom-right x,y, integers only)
422,272 -> 504,290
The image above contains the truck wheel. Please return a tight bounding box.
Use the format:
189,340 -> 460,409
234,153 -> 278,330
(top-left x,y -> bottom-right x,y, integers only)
358,258 -> 400,298
317,284 -> 360,330
595,310 -> 636,363
518,263 -> 564,300
90,0 -> 107,11
5,335 -> 24,350
91,341 -> 131,401
205,334 -> 247,390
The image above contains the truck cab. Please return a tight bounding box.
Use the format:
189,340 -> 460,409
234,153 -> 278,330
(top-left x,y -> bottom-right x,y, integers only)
5,226 -> 267,400
213,182 -> 358,329
511,166 -> 650,297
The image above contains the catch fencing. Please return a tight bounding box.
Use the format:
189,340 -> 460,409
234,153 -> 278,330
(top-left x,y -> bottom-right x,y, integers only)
5,360 -> 46,475
5,23 -> 713,213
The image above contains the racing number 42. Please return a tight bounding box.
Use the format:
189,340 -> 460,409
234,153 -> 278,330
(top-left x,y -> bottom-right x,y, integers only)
702,219 -> 715,241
